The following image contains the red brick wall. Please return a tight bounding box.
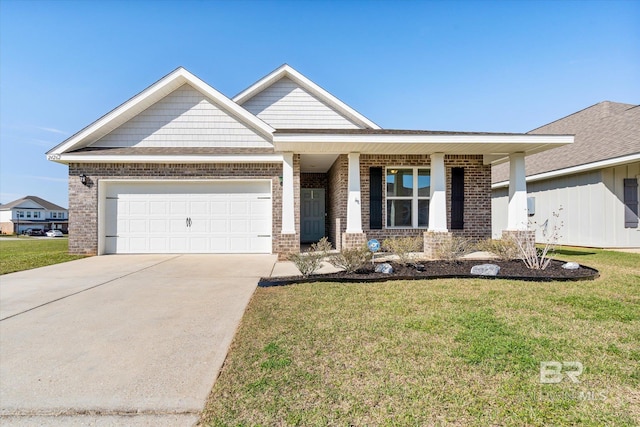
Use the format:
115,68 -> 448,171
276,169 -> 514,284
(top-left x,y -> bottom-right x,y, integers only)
327,155 -> 348,247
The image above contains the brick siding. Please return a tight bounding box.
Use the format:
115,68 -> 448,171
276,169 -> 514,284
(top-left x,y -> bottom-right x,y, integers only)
328,154 -> 492,250
67,154 -> 490,256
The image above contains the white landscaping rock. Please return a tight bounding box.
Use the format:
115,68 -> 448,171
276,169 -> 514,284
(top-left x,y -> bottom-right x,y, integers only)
562,262 -> 580,270
375,263 -> 394,274
470,264 -> 500,276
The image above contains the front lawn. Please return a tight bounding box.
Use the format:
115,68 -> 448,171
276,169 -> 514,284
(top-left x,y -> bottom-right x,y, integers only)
0,238 -> 86,275
201,248 -> 640,426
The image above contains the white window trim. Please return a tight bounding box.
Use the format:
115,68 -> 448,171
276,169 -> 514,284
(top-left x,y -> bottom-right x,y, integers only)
385,166 -> 430,229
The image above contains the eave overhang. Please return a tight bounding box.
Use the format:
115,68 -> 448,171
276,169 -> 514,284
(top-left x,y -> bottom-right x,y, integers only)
492,152 -> 640,189
273,132 -> 574,164
50,153 -> 284,165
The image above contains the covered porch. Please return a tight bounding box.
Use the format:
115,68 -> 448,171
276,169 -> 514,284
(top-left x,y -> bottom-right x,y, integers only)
275,130 -> 573,257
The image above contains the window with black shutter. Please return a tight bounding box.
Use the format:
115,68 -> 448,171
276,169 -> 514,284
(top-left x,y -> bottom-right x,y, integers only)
451,167 -> 464,229
370,167 -> 383,229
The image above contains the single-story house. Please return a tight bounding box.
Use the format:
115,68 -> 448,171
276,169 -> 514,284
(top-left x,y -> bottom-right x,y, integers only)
0,196 -> 68,234
492,101 -> 640,248
47,65 -> 572,258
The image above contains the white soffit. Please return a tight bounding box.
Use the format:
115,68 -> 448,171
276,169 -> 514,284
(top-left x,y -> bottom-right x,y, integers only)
233,64 -> 381,130
273,134 -> 573,158
47,68 -> 275,156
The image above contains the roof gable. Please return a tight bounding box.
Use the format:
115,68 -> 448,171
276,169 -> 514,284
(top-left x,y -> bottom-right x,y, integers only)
233,64 -> 380,130
48,68 -> 275,155
89,84 -> 271,148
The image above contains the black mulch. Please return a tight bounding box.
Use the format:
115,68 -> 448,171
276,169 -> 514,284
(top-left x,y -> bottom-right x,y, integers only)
259,259 -> 599,287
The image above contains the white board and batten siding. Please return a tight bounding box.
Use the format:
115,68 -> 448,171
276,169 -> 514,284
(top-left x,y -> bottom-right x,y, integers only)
101,181 -> 272,254
492,162 -> 640,247
91,84 -> 271,148
240,77 -> 363,129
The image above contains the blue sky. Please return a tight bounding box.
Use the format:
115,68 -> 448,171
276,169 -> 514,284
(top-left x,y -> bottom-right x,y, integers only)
1,0 -> 638,208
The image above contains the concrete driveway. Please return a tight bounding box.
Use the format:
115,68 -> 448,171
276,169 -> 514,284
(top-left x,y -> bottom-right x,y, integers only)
0,254 -> 277,426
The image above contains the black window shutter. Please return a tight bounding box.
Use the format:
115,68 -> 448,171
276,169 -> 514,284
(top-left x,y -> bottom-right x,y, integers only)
370,167 -> 383,229
451,167 -> 464,229
624,178 -> 639,228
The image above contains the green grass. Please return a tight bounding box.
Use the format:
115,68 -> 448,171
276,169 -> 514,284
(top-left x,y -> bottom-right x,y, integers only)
200,247 -> 640,426
0,238 -> 86,274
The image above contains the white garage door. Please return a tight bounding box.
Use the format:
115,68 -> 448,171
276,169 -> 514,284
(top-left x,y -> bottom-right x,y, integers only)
103,181 -> 272,254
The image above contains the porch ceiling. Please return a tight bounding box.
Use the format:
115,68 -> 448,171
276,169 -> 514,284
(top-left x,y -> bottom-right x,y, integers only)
300,154 -> 340,173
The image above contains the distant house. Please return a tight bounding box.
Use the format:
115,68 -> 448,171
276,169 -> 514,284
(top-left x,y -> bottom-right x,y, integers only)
0,196 -> 68,235
492,101 -> 640,248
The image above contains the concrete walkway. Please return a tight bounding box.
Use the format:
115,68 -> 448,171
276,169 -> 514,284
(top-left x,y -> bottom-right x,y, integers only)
0,254 -> 277,426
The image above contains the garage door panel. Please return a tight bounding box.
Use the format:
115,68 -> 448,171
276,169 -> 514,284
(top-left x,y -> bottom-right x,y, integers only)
229,219 -> 249,233
210,237 -> 227,252
189,200 -> 209,215
210,219 -> 227,233
251,237 -> 272,253
129,219 -> 148,233
229,238 -> 249,252
149,219 -> 169,234
129,201 -> 148,216
211,201 -> 228,215
169,201 -> 188,215
250,219 -> 270,233
189,237 -> 208,252
230,201 -> 249,215
168,237 -> 189,252
149,201 -> 167,215
149,237 -> 168,252
189,220 -> 208,233
104,181 -> 272,254
129,238 -> 148,253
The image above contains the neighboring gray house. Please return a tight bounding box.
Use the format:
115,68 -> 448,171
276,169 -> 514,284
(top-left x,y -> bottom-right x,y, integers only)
0,196 -> 68,234
46,65 -> 571,258
492,101 -> 640,248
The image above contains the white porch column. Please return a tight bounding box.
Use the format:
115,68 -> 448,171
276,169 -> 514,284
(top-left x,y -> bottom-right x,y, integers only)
281,152 -> 296,234
507,152 -> 528,230
346,152 -> 363,233
428,153 -> 448,232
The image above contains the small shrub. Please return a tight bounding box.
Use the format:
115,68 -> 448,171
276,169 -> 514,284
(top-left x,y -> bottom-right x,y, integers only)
288,237 -> 332,277
476,237 -> 519,260
328,245 -> 370,274
383,236 -> 423,265
433,236 -> 474,261
311,236 -> 332,254
515,207 -> 564,270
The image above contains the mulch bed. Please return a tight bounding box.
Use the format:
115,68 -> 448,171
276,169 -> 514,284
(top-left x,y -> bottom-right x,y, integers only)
259,259 -> 599,287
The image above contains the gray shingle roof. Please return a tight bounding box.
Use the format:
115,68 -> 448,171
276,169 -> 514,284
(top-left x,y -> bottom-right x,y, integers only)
0,196 -> 67,211
492,101 -> 640,183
